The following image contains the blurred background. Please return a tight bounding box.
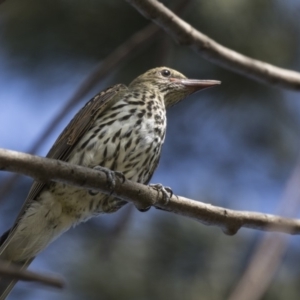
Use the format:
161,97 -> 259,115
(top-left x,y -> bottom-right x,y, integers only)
1,0 -> 300,299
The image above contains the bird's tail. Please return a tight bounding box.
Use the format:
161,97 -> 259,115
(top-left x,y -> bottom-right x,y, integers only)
0,279 -> 13,300
0,259 -> 32,300
0,277 -> 14,300
0,228 -> 32,300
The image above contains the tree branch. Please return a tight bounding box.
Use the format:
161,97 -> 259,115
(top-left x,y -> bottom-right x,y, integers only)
1,148 -> 300,235
228,155 -> 300,300
0,260 -> 64,289
0,23 -> 160,205
125,0 -> 300,90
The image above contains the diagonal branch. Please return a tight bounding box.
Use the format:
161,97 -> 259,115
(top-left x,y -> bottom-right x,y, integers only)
0,260 -> 64,289
1,148 -> 300,235
228,156 -> 300,300
0,23 -> 160,204
28,23 -> 160,156
125,0 -> 300,90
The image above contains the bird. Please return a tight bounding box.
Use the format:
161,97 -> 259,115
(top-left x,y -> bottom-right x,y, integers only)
0,67 -> 220,298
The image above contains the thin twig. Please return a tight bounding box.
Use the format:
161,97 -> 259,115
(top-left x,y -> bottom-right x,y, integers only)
125,0 -> 300,90
28,22 -> 160,156
0,260 -> 64,289
228,156 -> 300,300
1,148 -> 300,235
0,23 -> 160,204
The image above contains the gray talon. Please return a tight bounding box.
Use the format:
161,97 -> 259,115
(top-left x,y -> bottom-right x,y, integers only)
115,171 -> 126,183
92,166 -> 125,194
164,186 -> 173,198
150,183 -> 173,204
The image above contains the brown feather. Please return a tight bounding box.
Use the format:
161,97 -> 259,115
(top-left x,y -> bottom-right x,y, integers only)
0,83 -> 127,252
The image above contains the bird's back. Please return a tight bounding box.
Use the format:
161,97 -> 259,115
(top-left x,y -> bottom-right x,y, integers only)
1,83 -> 167,264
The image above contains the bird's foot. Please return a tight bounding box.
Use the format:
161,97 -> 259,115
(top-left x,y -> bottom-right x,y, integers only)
89,166 -> 125,196
149,183 -> 173,205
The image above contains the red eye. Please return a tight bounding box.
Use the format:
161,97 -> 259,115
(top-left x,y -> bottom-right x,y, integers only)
161,69 -> 171,77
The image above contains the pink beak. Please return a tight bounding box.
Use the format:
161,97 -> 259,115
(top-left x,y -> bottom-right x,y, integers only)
170,78 -> 221,92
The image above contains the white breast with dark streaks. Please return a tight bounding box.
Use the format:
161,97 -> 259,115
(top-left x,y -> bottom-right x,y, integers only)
3,91 -> 167,262
70,93 -> 166,182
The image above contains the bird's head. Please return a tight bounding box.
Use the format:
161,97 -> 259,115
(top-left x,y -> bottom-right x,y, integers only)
129,67 -> 221,108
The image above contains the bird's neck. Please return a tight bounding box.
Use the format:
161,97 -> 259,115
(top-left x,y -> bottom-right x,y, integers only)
128,83 -> 166,111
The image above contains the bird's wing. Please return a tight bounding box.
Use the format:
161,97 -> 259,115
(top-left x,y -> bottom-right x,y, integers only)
25,84 -> 126,204
0,83 -> 127,251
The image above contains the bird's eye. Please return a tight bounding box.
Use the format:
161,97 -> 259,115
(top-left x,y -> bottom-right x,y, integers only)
161,69 -> 171,77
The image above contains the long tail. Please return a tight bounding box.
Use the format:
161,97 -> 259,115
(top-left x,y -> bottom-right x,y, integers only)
0,229 -> 33,299
0,259 -> 32,300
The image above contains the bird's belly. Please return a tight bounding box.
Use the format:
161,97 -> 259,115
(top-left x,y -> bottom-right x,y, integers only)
4,113 -> 165,262
70,115 -> 164,183
3,185 -> 122,261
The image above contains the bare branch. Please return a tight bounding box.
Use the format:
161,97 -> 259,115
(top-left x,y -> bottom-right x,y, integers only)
0,260 -> 64,289
0,23 -> 160,204
29,21 -> 160,157
228,234 -> 288,300
1,148 -> 300,235
228,156 -> 300,300
125,0 -> 300,90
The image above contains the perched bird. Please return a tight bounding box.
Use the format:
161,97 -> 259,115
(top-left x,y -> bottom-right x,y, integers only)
0,67 -> 220,298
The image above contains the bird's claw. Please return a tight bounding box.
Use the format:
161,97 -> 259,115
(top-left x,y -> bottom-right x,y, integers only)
149,183 -> 173,205
89,166 -> 125,196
